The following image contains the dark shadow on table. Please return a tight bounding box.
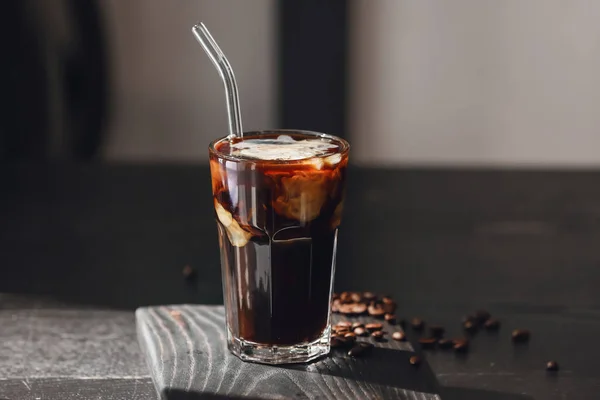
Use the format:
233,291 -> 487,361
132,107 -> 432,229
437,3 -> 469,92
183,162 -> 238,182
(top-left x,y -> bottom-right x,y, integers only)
441,386 -> 534,400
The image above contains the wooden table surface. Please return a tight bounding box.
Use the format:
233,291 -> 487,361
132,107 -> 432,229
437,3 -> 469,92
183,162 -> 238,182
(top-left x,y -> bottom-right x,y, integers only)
2,162 -> 600,399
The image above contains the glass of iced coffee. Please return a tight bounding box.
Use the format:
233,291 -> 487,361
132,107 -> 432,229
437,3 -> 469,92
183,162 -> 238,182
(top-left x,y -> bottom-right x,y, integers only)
209,129 -> 349,364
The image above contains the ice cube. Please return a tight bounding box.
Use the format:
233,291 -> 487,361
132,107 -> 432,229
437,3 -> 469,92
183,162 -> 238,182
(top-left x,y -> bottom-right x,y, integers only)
214,200 -> 253,247
272,172 -> 329,222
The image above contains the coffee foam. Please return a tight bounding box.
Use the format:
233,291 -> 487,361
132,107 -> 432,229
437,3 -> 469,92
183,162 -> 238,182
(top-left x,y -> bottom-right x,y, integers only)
230,135 -> 339,161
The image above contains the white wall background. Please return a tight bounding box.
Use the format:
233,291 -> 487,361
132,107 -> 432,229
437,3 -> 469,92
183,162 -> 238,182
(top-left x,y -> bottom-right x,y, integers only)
350,0 -> 600,167
102,0 -> 276,162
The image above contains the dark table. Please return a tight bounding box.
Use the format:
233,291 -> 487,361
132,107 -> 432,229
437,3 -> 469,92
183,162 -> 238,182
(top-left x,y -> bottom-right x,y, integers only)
2,162 -> 600,399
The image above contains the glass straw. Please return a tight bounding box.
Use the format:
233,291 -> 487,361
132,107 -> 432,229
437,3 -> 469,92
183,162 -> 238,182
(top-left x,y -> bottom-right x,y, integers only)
192,22 -> 243,138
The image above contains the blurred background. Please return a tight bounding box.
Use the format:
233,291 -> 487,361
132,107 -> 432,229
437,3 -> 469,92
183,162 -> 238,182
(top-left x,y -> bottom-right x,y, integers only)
4,0 -> 600,167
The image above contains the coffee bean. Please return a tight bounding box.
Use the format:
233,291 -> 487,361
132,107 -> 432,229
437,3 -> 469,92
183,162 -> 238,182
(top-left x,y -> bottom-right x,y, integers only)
339,304 -> 356,315
371,330 -> 385,341
343,333 -> 357,344
411,317 -> 425,331
337,321 -> 352,328
362,292 -> 377,301
384,314 -> 397,324
182,265 -> 196,281
382,296 -> 394,304
429,325 -> 445,338
340,292 -> 352,303
352,303 -> 368,314
368,304 -> 386,318
409,355 -> 421,366
475,310 -> 491,325
392,331 -> 406,341
463,320 -> 478,333
418,337 -> 437,349
350,292 -> 362,303
331,299 -> 341,313
354,327 -> 367,336
332,293 -> 340,300
348,344 -> 373,357
365,323 -> 383,332
484,318 -> 500,330
438,339 -> 453,349
454,340 -> 469,353
351,322 -> 364,330
546,361 -> 559,371
512,329 -> 530,343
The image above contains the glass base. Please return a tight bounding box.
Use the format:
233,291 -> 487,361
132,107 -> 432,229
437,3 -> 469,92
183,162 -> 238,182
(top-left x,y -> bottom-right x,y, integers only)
227,327 -> 331,365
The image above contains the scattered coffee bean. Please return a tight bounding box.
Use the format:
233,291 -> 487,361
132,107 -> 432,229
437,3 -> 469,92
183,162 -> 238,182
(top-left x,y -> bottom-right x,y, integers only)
352,303 -> 368,314
351,322 -> 363,329
350,292 -> 362,303
343,333 -> 357,344
454,340 -> 469,353
429,325 -> 445,338
362,292 -> 377,301
484,318 -> 500,330
182,265 -> 196,281
475,310 -> 491,325
365,323 -> 383,332
371,330 -> 385,341
512,329 -> 530,343
411,317 -> 425,331
546,361 -> 559,371
354,327 -> 367,336
384,314 -> 397,324
339,304 -> 356,315
409,355 -> 421,366
340,292 -> 352,303
336,329 -> 350,336
418,337 -> 437,349
463,320 -> 478,333
368,304 -> 386,318
392,331 -> 406,341
382,296 -> 394,304
331,299 -> 341,313
348,343 -> 373,357
438,339 -> 453,349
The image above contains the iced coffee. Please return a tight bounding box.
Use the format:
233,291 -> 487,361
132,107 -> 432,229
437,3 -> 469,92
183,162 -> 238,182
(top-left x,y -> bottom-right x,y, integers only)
209,130 -> 349,364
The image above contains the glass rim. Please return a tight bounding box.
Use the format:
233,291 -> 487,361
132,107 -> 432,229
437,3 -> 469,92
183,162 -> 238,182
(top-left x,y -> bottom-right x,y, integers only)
208,129 -> 350,164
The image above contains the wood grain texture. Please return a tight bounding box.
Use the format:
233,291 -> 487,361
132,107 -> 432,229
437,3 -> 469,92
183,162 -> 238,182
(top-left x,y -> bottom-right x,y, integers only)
136,305 -> 442,399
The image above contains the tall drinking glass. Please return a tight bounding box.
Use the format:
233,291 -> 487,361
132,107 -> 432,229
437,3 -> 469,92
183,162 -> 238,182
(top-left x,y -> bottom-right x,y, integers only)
209,130 -> 350,364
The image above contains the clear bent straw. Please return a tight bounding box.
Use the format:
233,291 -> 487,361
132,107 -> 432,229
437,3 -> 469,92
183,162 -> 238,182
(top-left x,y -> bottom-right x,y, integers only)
192,22 -> 243,138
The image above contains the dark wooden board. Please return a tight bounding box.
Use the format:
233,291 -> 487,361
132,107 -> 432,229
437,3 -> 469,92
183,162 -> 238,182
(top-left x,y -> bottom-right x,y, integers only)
136,305 -> 442,399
